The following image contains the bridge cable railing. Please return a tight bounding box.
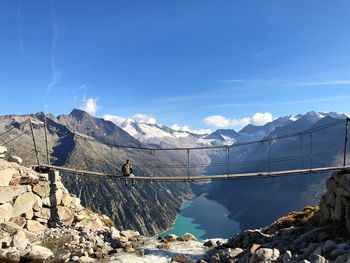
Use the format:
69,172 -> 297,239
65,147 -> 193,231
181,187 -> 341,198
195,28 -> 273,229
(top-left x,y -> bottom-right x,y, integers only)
48,117 -> 350,178
0,116 -> 349,180
28,117 -> 350,178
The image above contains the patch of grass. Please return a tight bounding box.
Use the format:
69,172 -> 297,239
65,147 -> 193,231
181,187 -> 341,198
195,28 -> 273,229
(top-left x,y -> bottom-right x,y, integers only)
271,206 -> 320,230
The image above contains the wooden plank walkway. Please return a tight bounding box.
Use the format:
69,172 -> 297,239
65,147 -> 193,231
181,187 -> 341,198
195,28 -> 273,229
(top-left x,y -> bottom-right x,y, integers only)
33,164 -> 350,182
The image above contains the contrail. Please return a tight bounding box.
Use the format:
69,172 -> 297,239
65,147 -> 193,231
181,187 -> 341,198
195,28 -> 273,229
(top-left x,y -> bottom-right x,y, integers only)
47,0 -> 60,93
17,0 -> 23,55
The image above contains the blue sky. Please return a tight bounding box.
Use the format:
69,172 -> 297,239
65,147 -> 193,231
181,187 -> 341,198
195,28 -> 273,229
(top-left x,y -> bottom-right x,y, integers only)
1,0 -> 350,132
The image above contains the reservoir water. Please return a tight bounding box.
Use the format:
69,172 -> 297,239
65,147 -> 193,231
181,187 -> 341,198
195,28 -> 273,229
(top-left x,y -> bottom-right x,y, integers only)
161,193 -> 240,240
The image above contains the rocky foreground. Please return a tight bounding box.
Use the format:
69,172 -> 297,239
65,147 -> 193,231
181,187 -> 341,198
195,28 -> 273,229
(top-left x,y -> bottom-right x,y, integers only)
0,147 -> 149,262
1,144 -> 350,262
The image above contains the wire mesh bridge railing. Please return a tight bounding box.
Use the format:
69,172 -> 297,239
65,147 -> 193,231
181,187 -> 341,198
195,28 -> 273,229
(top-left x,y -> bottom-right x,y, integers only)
0,116 -> 350,182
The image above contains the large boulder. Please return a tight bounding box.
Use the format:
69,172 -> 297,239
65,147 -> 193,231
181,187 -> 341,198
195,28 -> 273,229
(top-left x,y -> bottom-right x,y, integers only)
0,185 -> 28,204
0,146 -> 7,155
111,227 -> 120,240
0,203 -> 14,223
33,194 -> 43,211
120,230 -> 140,239
7,156 -> 22,165
0,247 -> 20,263
0,187 -> 15,204
71,197 -> 83,211
61,193 -> 73,206
13,185 -> 30,196
23,245 -> 53,261
76,218 -> 105,231
77,256 -> 96,262
10,175 -> 39,186
309,254 -> 326,263
32,183 -> 50,198
178,233 -> 197,242
0,168 -> 16,186
26,220 -> 46,233
219,248 -> 244,260
57,206 -> 74,225
34,207 -> 51,220
164,234 -> 177,242
12,232 -> 29,252
13,192 -> 35,217
9,217 -> 26,228
0,221 -> 39,242
252,248 -> 280,262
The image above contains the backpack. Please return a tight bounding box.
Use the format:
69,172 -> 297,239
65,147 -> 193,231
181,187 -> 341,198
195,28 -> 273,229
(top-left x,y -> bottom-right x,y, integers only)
122,163 -> 131,175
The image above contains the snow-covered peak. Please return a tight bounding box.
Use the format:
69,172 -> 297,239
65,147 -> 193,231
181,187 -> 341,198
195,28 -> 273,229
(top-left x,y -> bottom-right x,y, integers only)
304,111 -> 325,119
120,119 -> 200,147
322,112 -> 350,119
288,115 -> 299,122
122,118 -> 137,125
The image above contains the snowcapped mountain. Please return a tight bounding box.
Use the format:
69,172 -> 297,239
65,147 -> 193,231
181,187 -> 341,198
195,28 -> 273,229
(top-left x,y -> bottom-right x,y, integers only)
239,111 -> 350,140
120,118 -> 201,147
119,111 -> 349,148
239,115 -> 294,141
198,129 -> 242,146
269,111 -> 349,137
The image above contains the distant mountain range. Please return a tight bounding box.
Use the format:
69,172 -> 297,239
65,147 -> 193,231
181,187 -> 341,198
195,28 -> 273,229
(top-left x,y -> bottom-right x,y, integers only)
118,111 -> 349,147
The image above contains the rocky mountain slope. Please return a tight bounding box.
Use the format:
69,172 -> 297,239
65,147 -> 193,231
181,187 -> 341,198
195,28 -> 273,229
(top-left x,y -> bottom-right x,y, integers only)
0,110 -> 196,236
0,151 -> 205,262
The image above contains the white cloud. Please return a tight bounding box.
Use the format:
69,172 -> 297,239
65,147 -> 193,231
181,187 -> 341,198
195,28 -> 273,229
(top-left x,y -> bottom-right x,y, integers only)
81,97 -> 99,116
293,80 -> 350,86
171,124 -> 188,131
203,115 -> 230,128
235,112 -> 273,126
203,112 -> 273,129
171,124 -> 191,132
133,114 -> 156,124
103,114 -> 126,125
231,112 -> 273,127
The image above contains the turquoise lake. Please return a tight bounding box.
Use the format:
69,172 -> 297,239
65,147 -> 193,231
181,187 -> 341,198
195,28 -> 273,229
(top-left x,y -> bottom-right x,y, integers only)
160,193 -> 240,240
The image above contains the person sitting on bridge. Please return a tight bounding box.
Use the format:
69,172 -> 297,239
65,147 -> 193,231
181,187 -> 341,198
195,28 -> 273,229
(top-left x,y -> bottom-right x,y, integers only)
122,159 -> 135,186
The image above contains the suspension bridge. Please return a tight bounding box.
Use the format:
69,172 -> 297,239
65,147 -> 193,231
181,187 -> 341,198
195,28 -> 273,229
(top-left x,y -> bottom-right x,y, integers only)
0,116 -> 350,182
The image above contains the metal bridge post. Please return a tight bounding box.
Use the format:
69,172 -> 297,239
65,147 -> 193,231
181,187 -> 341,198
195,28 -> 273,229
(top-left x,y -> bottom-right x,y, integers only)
187,149 -> 190,180
300,133 -> 305,169
44,115 -> 50,165
149,164 -> 153,178
226,146 -> 230,175
309,132 -> 313,171
268,140 -> 271,174
29,119 -> 40,167
344,118 -> 349,167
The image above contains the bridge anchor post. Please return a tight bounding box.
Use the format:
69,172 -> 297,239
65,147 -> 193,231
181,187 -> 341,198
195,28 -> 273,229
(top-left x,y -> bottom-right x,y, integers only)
344,118 -> 349,167
29,119 -> 40,168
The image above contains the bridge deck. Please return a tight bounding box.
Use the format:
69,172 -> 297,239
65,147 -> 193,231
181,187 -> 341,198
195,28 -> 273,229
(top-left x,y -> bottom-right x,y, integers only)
33,164 -> 350,182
